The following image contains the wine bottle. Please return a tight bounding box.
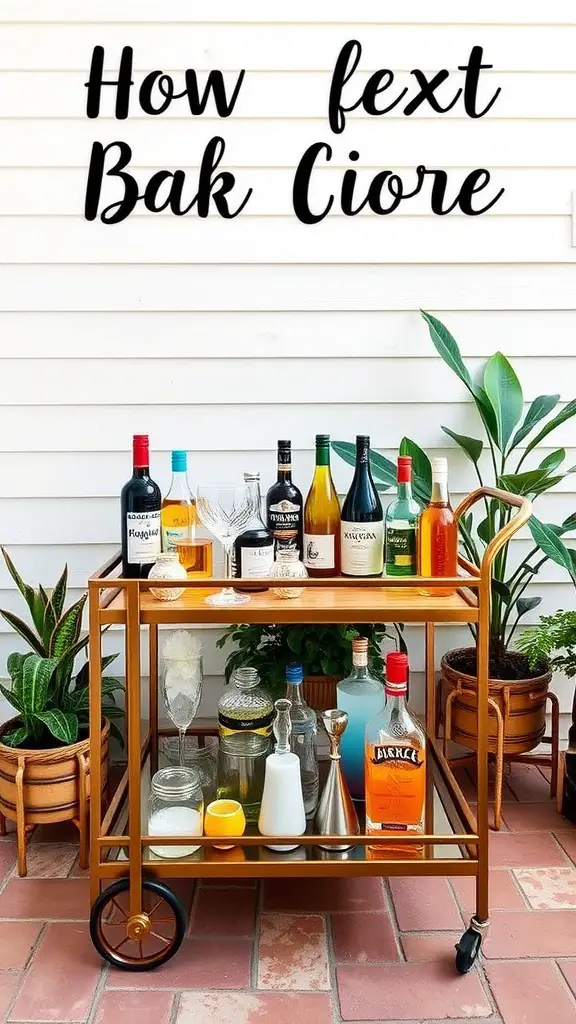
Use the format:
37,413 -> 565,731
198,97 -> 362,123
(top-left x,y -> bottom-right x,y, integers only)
419,457 -> 458,596
234,472 -> 274,592
384,455 -> 422,577
121,434 -> 162,578
340,435 -> 384,577
303,434 -> 341,577
266,440 -> 303,557
161,449 -> 196,551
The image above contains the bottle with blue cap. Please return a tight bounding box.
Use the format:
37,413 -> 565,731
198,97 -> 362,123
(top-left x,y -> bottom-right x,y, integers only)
161,450 -> 196,551
285,663 -> 319,816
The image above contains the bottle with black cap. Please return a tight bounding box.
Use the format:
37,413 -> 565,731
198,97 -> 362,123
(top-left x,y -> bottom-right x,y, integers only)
233,471 -> 274,592
340,435 -> 384,577
266,440 -> 303,558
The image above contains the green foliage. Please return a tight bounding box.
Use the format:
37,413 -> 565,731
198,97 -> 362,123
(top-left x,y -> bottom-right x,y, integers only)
517,610 -> 576,678
217,622 -> 403,698
0,548 -> 123,749
332,312 -> 576,666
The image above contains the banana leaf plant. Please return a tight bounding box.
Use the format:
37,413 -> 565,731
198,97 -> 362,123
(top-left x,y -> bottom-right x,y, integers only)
0,547 -> 123,748
333,311 -> 576,670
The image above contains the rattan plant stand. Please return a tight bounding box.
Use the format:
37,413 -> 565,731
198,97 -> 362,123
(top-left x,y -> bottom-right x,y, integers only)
87,487 -> 530,974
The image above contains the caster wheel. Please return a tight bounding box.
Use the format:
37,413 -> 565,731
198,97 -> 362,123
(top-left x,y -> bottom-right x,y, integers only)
90,879 -> 186,971
455,927 -> 482,975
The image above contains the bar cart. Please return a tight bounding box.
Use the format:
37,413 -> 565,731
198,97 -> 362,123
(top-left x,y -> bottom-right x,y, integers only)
87,488 -> 531,974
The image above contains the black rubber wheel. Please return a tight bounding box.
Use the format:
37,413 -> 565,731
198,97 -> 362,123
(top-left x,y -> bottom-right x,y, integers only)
90,878 -> 186,971
455,928 -> 482,975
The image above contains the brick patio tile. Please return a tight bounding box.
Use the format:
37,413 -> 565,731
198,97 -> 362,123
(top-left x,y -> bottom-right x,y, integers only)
9,923 -> 101,1022
336,962 -> 491,1020
0,921 -> 43,970
484,910 -> 576,958
486,960 -> 576,1024
555,831 -> 576,863
107,937 -> 252,989
176,991 -> 334,1024
450,870 -> 526,913
462,765 -> 516,803
389,876 -> 462,931
505,763 -> 554,802
94,990 -> 175,1024
17,843 -> 78,879
0,973 -> 21,1020
331,911 -> 401,963
0,843 -> 16,882
488,831 -> 568,867
558,959 -> 576,997
257,913 -> 329,991
190,885 -> 256,937
401,932 -> 462,962
263,876 -> 384,912
500,802 -> 573,833
513,866 -> 576,909
0,877 -> 89,919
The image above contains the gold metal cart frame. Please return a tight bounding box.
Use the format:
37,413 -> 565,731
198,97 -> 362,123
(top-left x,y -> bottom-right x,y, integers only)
87,488 -> 531,973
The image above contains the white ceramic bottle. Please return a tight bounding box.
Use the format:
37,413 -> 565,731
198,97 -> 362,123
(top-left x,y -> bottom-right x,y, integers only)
258,698 -> 306,852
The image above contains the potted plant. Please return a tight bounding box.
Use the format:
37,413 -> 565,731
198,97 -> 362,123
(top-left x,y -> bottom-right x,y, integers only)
333,311 -> 576,824
518,587 -> 576,821
217,622 -> 402,708
0,548 -> 123,875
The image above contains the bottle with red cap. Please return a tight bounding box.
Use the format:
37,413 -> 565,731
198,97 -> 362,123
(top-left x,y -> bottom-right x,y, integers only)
384,455 -> 422,577
121,434 -> 162,578
365,650 -> 426,848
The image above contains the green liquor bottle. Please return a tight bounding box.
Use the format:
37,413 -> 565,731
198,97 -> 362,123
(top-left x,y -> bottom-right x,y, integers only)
384,456 -> 422,576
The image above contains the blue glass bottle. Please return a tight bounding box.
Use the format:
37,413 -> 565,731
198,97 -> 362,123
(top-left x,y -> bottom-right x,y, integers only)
336,637 -> 384,800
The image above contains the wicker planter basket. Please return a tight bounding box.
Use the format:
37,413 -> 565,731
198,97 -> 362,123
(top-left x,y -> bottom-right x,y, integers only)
0,717 -> 110,876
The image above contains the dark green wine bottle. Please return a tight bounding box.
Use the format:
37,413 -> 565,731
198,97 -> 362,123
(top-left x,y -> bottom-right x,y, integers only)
340,435 -> 384,577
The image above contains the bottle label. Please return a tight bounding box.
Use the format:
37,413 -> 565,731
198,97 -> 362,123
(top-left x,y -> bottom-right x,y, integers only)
162,525 -> 190,551
386,523 -> 417,574
268,499 -> 302,546
218,711 -> 274,733
303,533 -> 335,570
240,545 -> 275,579
370,745 -> 424,768
127,511 -> 161,564
366,743 -> 426,828
341,521 -> 384,575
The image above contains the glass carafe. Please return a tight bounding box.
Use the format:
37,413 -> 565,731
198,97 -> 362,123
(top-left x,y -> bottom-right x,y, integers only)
271,548 -> 308,599
217,667 -> 273,822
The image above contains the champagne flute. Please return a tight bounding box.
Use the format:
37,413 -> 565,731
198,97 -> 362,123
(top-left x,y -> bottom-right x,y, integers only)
196,484 -> 253,606
161,631 -> 203,766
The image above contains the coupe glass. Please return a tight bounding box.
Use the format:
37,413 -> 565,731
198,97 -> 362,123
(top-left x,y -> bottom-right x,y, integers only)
161,631 -> 203,767
196,484 -> 253,606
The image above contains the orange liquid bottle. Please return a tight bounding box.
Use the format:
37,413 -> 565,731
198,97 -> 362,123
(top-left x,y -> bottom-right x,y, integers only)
419,457 -> 458,597
365,651 -> 426,855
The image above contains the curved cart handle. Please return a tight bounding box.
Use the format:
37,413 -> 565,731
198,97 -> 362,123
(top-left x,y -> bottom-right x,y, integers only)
454,486 -> 532,582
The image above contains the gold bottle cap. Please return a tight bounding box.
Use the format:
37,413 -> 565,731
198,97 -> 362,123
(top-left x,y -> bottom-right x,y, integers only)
352,637 -> 369,654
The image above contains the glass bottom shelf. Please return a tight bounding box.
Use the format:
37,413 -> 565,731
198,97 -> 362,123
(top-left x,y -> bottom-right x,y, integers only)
101,747 -> 479,878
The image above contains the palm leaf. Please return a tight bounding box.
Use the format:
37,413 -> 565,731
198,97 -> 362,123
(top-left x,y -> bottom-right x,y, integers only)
441,426 -> 483,465
522,399 -> 576,462
510,394 -> 560,451
483,352 -> 524,453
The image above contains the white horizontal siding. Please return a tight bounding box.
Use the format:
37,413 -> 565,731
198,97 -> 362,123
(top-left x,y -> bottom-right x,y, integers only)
0,5 -> 574,737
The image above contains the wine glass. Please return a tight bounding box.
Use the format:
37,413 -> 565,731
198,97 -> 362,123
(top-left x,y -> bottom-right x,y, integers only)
161,631 -> 203,767
196,484 -> 253,606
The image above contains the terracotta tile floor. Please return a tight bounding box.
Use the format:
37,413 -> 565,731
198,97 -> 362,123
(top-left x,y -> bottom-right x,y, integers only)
0,762 -> 575,1023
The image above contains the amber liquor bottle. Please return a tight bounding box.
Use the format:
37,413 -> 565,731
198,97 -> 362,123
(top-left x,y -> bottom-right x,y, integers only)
419,457 -> 458,596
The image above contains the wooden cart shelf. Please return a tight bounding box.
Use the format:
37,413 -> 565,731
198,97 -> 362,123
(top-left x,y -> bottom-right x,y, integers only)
87,487 -> 532,973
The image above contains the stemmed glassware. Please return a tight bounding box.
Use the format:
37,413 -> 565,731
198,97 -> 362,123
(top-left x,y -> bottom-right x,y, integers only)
161,631 -> 203,767
196,484 -> 253,606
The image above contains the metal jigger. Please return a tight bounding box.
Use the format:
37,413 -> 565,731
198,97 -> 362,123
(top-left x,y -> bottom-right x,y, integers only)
315,710 -> 360,851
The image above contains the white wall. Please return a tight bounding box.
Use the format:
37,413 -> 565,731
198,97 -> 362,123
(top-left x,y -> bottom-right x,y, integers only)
1,1 -> 575,728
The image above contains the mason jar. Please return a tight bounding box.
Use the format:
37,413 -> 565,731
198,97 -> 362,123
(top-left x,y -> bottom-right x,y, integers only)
148,766 -> 204,858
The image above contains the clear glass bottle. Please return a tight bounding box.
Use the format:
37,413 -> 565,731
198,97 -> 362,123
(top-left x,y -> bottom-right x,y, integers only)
161,449 -> 196,551
336,637 -> 385,800
217,667 -> 273,822
148,765 -> 204,859
365,651 -> 426,850
162,736 -> 218,805
233,471 -> 274,592
385,455 -> 422,577
270,548 -> 308,599
419,457 -> 458,596
285,663 -> 319,817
